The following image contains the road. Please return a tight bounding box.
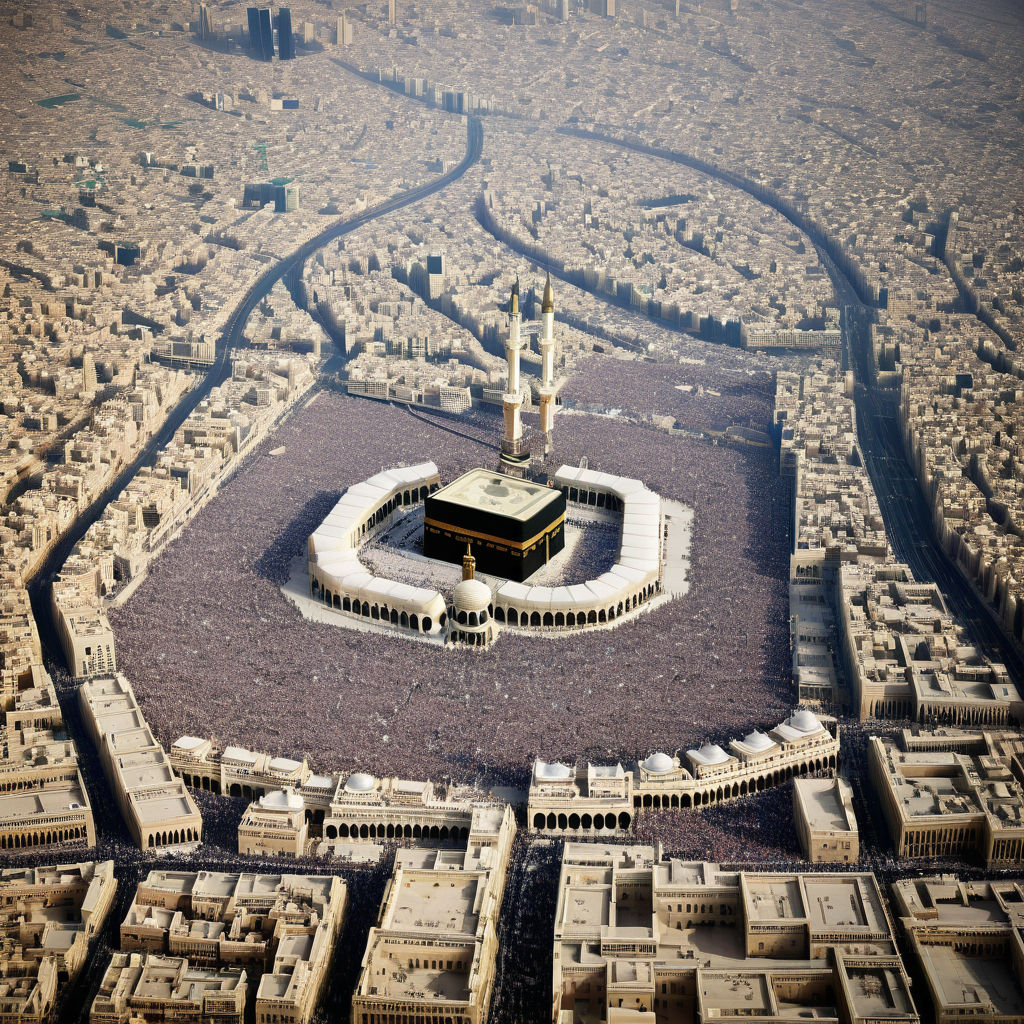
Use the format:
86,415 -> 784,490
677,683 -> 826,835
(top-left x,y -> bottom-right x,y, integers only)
27,115 -> 483,661
554,127 -> 1024,675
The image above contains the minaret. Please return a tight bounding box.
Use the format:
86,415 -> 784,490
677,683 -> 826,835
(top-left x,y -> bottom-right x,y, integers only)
537,273 -> 557,459
500,278 -> 530,472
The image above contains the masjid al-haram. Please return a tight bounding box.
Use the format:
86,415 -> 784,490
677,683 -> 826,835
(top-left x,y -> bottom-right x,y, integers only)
11,3 -> 1024,1018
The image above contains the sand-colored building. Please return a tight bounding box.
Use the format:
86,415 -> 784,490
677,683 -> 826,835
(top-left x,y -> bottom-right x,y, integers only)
0,860 -> 117,1024
238,787 -> 310,857
552,843 -> 918,1023
323,771 -> 489,847
0,666 -> 96,853
89,952 -> 248,1024
78,673 -> 202,851
792,775 -> 859,863
838,563 -> 1020,726
529,709 -> 839,836
892,875 -> 1024,1024
870,730 -> 1024,866
110,869 -> 346,1024
351,804 -> 515,1024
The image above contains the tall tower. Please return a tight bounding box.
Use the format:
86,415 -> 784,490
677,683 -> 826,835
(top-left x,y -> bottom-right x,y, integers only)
500,278 -> 530,473
537,273 -> 558,459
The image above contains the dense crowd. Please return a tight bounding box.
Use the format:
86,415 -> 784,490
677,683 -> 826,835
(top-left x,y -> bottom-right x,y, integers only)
109,390 -> 792,786
561,355 -> 777,432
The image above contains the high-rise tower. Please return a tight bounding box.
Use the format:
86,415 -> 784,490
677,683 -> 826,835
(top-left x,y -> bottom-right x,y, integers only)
500,278 -> 530,473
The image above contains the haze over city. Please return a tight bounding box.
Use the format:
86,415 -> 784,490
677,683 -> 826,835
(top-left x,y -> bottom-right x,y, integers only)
1,0 -> 1024,1022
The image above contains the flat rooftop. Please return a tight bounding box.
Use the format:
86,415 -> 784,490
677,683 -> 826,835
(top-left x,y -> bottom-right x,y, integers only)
801,876 -> 882,931
429,469 -> 561,523
386,874 -> 480,936
365,946 -> 471,1004
917,944 -> 1024,1014
794,777 -> 855,832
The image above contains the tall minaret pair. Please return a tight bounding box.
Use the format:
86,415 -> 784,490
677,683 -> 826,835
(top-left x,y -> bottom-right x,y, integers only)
500,277 -> 530,472
499,274 -> 560,472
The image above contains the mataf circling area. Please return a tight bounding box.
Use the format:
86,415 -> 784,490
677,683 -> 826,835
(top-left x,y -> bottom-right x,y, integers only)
109,390 -> 791,785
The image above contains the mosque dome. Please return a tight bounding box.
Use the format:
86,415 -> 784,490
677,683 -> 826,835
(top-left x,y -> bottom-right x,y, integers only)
536,760 -> 572,780
742,731 -> 775,752
453,578 -> 491,614
261,788 -> 303,810
344,772 -> 376,793
642,752 -> 674,774
787,710 -> 823,734
693,743 -> 729,765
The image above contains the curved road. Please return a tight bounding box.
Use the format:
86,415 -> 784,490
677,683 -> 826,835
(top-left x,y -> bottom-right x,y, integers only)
27,116 -> 483,658
557,127 -> 1024,674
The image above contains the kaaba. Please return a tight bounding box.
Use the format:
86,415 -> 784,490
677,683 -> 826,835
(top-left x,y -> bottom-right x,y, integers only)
423,469 -> 565,582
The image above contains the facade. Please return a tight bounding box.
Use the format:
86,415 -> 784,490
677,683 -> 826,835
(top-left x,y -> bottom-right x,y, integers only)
529,709 -> 839,836
89,953 -> 248,1024
324,771 -> 488,847
170,732 -> 503,857
792,775 -> 859,863
870,730 -> 1024,866
552,844 -> 918,1024
892,875 -> 1024,1024
79,673 -> 203,851
0,861 -> 117,1023
0,665 -> 96,852
168,735 -> 317,800
238,787 -> 309,857
307,462 -> 447,635
424,468 -> 566,582
112,869 -> 346,1024
351,805 -> 515,1024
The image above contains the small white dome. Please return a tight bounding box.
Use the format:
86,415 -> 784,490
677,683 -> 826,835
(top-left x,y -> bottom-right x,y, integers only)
692,743 -> 729,765
453,578 -> 491,612
344,772 -> 376,793
261,788 -> 303,810
642,751 -> 674,774
536,759 -> 572,780
787,709 -> 823,734
742,731 -> 775,752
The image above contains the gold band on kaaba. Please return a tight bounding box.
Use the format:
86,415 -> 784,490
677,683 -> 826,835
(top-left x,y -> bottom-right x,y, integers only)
423,514 -> 564,553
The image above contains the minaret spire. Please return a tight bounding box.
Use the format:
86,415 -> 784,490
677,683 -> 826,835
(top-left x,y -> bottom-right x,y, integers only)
538,272 -> 558,459
500,277 -> 530,474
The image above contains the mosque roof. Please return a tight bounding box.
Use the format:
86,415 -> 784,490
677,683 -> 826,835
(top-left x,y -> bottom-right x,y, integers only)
688,743 -> 730,766
642,751 -> 675,773
344,772 -> 376,793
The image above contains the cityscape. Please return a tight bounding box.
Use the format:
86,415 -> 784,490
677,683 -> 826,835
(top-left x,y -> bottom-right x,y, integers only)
1,0 -> 1023,1021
